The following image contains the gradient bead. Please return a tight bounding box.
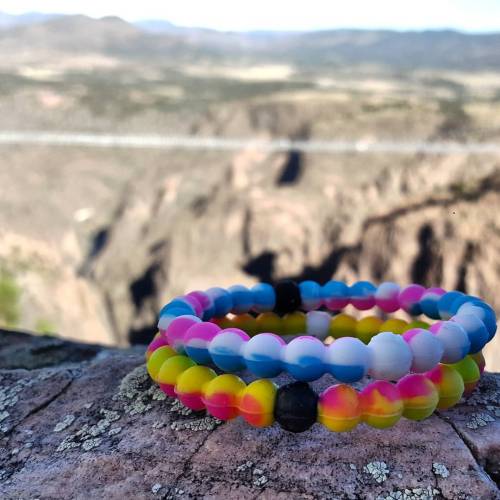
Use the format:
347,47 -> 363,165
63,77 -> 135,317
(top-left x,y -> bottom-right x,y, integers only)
368,332 -> 412,381
449,357 -> 480,395
355,316 -> 383,344
205,287 -> 233,317
146,345 -> 176,382
299,281 -> 322,311
429,321 -> 470,363
203,374 -> 246,420
255,312 -> 283,334
375,282 -> 401,313
283,311 -> 306,335
470,351 -> 486,374
184,322 -> 221,364
318,384 -> 361,432
165,315 -> 202,353
238,379 -> 277,427
182,294 -> 203,317
397,374 -> 439,421
306,311 -> 331,340
175,365 -> 217,410
146,333 -> 170,360
360,381 -> 403,429
457,302 -> 497,340
379,318 -> 408,335
323,281 -> 349,310
209,328 -> 249,372
438,291 -> 465,320
157,355 -> 196,397
330,313 -> 357,338
350,281 -> 377,310
325,337 -> 370,382
398,284 -> 426,315
228,285 -> 253,314
451,313 -> 489,353
425,364 -> 464,409
402,328 -> 444,373
282,336 -> 325,381
243,333 -> 285,377
251,283 -> 276,313
419,287 -> 446,320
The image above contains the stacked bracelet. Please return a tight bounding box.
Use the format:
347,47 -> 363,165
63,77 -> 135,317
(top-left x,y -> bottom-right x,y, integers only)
146,280 -> 496,433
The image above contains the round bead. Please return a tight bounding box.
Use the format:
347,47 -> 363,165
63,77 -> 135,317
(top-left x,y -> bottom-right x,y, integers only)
209,328 -> 249,372
160,299 -> 195,317
146,333 -> 170,360
228,285 -> 253,314
157,314 -> 176,333
274,382 -> 318,433
283,311 -> 306,335
203,374 -> 246,420
379,318 -> 408,334
282,336 -> 325,381
318,384 -> 361,432
325,337 -> 370,382
457,302 -> 497,340
238,379 -> 277,427
251,283 -> 276,312
425,364 -> 464,409
165,315 -> 202,353
402,328 -> 444,373
255,312 -> 283,334
437,291 -> 465,320
330,313 -> 357,338
398,284 -> 426,315
182,294 -> 204,317
368,332 -> 412,381
419,287 -> 446,319
205,287 -> 233,317
429,321 -> 470,363
448,356 -> 480,395
186,291 -> 212,312
396,374 -> 439,421
375,282 -> 401,313
299,281 -> 322,311
229,313 -> 258,336
184,322 -> 221,364
355,316 -> 383,344
360,381 -> 403,429
470,351 -> 486,374
306,311 -> 331,340
322,281 -> 349,311
406,320 -> 430,330
243,333 -> 285,377
274,280 -> 301,315
146,345 -> 176,382
451,313 -> 489,353
175,365 -> 217,410
157,355 -> 196,397
350,281 -> 376,310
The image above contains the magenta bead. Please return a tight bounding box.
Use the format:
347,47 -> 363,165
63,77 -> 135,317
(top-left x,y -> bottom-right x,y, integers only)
182,294 -> 203,317
186,291 -> 212,313
375,282 -> 401,313
398,284 -> 426,315
165,315 -> 201,353
148,335 -> 170,353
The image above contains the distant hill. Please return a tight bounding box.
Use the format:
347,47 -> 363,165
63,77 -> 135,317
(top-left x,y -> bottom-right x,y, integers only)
0,12 -> 499,71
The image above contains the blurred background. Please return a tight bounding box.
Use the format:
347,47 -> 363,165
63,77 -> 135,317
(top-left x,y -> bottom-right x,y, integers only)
0,1 -> 499,368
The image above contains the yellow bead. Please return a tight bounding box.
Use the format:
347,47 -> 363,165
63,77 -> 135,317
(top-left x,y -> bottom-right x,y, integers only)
239,379 -> 277,427
157,355 -> 196,386
203,374 -> 246,420
330,314 -> 357,338
229,313 -> 258,336
355,316 -> 383,344
283,311 -> 306,335
380,318 -> 408,335
146,345 -> 176,382
175,365 -> 217,410
255,312 -> 283,334
406,320 -> 430,331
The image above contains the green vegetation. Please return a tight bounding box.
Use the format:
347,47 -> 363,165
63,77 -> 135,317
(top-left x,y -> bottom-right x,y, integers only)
35,318 -> 57,335
0,270 -> 21,328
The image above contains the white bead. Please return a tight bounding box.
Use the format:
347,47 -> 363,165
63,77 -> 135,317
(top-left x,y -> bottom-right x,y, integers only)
368,332 -> 412,381
306,311 -> 331,340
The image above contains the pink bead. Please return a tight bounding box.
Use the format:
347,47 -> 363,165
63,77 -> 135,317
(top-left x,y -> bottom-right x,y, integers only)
375,282 -> 401,313
182,294 -> 203,317
147,335 -> 170,354
398,284 -> 426,315
165,315 -> 201,353
186,291 -> 212,313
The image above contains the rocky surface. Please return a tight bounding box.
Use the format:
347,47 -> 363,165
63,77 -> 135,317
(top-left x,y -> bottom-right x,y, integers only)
0,329 -> 499,500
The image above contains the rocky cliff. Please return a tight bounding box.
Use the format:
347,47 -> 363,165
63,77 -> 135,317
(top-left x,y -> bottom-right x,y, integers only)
0,329 -> 499,499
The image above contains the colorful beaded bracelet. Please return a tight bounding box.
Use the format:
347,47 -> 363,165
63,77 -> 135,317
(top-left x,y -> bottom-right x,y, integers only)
146,345 -> 485,433
153,281 -> 496,383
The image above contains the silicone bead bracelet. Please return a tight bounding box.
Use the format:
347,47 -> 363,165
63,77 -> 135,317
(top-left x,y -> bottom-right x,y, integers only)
155,281 -> 496,383
146,345 -> 482,433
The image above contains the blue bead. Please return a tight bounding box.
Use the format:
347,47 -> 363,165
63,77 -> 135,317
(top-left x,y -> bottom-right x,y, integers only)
322,280 -> 350,310
452,313 -> 489,353
228,285 -> 253,313
205,287 -> 233,317
458,302 -> 497,340
419,290 -> 444,319
437,291 -> 465,320
201,301 -> 216,321
160,300 -> 194,316
299,281 -> 322,311
329,364 -> 366,383
449,295 -> 481,315
245,358 -> 282,378
159,307 -> 192,318
211,352 -> 245,372
184,345 -> 212,364
251,283 -> 276,312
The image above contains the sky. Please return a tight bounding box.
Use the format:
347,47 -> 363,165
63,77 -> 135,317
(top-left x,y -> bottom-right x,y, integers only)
2,0 -> 500,32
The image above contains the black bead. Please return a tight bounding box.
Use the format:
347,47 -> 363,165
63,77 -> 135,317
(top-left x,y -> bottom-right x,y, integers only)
274,382 -> 318,433
274,280 -> 301,315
